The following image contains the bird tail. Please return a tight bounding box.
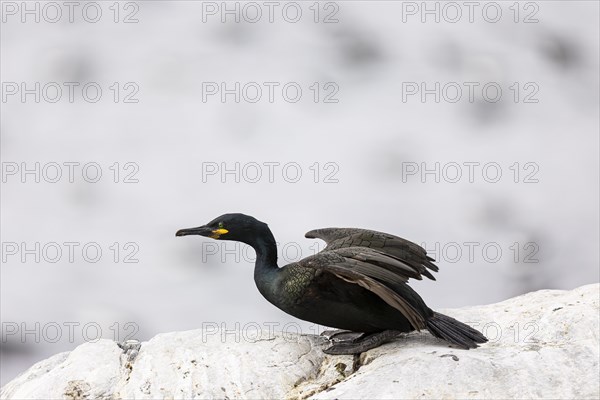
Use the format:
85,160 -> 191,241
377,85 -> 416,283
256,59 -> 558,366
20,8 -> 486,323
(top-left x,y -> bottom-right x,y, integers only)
426,312 -> 488,349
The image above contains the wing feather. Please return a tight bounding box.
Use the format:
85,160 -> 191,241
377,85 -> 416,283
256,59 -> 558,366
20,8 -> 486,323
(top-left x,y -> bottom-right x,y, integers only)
301,249 -> 428,330
327,266 -> 426,330
306,227 -> 438,281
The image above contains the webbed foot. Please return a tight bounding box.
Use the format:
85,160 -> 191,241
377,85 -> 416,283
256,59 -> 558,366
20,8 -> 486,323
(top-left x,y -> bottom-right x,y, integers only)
322,330 -> 401,355
321,329 -> 364,342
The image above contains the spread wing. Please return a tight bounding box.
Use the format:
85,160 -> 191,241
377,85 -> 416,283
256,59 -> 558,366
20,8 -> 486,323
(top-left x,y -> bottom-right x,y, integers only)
305,227 -> 439,281
298,247 -> 429,330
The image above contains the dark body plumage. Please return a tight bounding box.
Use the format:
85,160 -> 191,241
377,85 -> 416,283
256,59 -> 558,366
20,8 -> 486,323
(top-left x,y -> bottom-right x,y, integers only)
177,213 -> 487,351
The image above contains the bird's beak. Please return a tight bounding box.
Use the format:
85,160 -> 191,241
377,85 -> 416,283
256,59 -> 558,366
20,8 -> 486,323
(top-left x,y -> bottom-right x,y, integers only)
176,226 -> 228,239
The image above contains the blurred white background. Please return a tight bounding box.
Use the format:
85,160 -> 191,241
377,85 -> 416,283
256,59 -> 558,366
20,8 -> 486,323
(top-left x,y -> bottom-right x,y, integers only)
1,0 -> 598,385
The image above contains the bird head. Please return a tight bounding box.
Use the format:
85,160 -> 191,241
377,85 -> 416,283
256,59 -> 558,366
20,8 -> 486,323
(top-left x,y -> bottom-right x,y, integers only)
176,213 -> 267,244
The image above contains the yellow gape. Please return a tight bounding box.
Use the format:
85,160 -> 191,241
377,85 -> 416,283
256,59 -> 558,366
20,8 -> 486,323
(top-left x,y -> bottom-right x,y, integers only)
211,228 -> 229,239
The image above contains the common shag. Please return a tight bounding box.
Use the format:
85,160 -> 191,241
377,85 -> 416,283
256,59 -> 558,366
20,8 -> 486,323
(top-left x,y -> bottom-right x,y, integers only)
176,213 -> 487,354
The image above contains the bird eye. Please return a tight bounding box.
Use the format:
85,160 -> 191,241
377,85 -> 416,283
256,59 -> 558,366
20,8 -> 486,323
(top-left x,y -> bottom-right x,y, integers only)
218,222 -> 224,228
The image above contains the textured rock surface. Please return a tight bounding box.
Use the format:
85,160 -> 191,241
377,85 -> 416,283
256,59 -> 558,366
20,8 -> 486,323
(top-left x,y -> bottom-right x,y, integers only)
2,284 -> 598,399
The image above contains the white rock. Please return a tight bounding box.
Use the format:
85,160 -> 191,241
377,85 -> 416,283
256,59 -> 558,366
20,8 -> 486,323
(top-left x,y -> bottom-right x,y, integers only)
2,284 -> 598,400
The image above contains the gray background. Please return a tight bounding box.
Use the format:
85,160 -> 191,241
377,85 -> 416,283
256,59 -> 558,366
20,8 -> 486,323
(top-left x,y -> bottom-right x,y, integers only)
1,1 -> 599,385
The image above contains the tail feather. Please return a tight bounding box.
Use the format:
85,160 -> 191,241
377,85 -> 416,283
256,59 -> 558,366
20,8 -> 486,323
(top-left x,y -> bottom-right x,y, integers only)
426,312 -> 488,349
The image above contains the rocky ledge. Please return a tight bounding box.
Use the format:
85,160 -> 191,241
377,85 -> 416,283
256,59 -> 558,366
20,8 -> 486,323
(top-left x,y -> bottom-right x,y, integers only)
2,284 -> 599,399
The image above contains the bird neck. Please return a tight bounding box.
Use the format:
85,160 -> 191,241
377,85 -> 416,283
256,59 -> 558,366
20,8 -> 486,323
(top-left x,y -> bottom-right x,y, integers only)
252,231 -> 278,272
249,227 -> 280,299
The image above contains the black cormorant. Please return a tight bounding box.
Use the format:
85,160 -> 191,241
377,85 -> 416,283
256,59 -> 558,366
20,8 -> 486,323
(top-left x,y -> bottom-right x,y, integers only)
176,213 -> 487,354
